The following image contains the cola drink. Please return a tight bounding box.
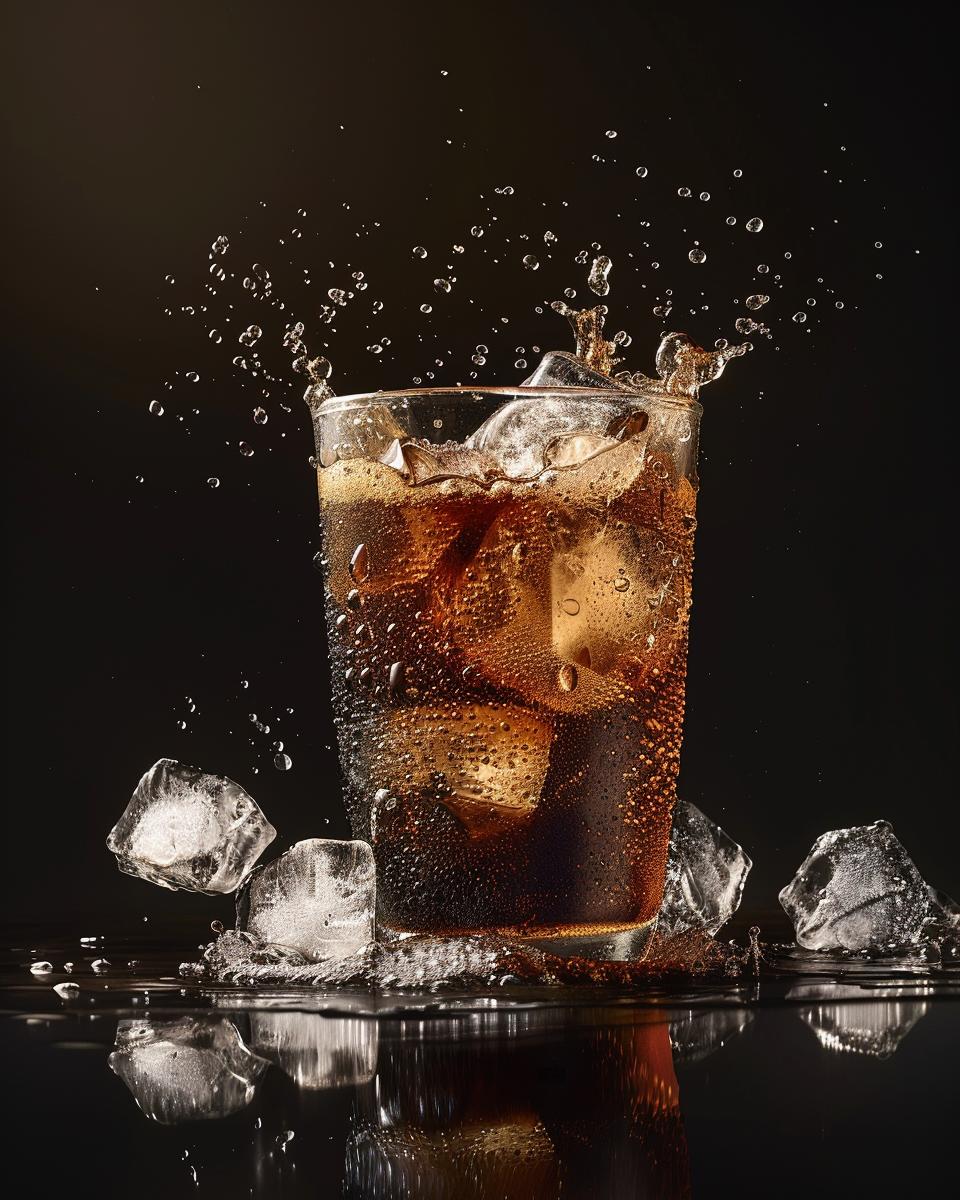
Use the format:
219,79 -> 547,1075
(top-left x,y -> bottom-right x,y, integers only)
312,364 -> 700,959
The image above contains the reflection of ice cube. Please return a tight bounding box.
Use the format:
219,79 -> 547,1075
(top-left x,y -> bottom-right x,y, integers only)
787,984 -> 929,1058
315,401 -> 408,467
466,387 -> 644,479
242,838 -> 376,960
669,1008 -> 753,1063
779,821 -> 937,951
658,801 -> 752,936
106,759 -> 276,894
249,1012 -> 378,1089
109,1017 -> 267,1123
366,704 -> 553,835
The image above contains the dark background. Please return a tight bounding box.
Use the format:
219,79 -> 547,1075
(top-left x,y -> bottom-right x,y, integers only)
2,1 -> 956,926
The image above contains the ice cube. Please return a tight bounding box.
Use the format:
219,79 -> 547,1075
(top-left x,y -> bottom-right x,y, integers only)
435,500 -> 676,716
241,838 -> 376,961
658,800 -> 752,936
356,704 -> 553,836
106,759 -> 276,894
779,820 -> 940,951
313,399 -> 408,467
788,984 -> 929,1058
249,1012 -> 378,1089
522,348 -> 629,390
465,385 -> 648,480
109,1017 -> 267,1123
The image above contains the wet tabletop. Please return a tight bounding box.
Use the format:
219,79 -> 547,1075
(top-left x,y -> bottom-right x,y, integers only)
3,922 -> 957,1198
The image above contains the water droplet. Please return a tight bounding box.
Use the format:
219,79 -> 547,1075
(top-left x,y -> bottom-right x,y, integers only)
605,129 -> 617,138
561,598 -> 581,616
874,241 -> 883,249
186,371 -> 199,383
349,544 -> 370,583
688,248 -> 707,264
412,246 -> 427,259
792,311 -> 807,323
699,191 -> 710,201
148,400 -> 164,416
388,661 -> 406,699
635,166 -> 648,178
587,255 -> 612,296
239,325 -> 262,347
558,664 -> 578,691
420,303 -> 433,313
677,186 -> 691,197
522,254 -> 539,271
253,406 -> 268,424
745,217 -> 764,232
470,225 -> 484,238
514,358 -> 527,369
726,216 -> 736,226
835,300 -> 844,309
274,753 -> 292,771
733,168 -> 743,178
614,576 -> 631,593
543,230 -> 557,244
471,353 -> 486,366
745,294 -> 770,310
433,277 -> 452,293
239,441 -> 254,457
164,274 -> 175,284
208,477 -> 220,489
208,329 -> 222,343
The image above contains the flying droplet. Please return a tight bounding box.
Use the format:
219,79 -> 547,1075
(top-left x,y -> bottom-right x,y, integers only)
699,191 -> 710,201
792,311 -> 807,323
726,216 -> 736,226
420,303 -> 432,313
148,400 -> 164,416
561,598 -> 581,616
433,277 -> 452,293
239,441 -> 254,457
745,294 -> 770,311
412,246 -> 427,259
253,407 -> 268,424
688,248 -> 707,264
186,371 -> 199,383
745,217 -> 764,232
614,576 -> 630,593
733,169 -> 743,178
587,255 -> 612,296
677,187 -> 692,198
207,477 -> 220,488
635,166 -> 648,178
522,254 -> 539,271
605,129 -> 617,138
274,753 -> 292,771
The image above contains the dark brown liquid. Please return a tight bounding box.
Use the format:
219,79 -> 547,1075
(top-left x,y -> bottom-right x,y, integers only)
318,432 -> 696,940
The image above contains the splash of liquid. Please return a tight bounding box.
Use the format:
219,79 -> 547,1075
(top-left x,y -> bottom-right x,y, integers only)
555,256 -> 752,401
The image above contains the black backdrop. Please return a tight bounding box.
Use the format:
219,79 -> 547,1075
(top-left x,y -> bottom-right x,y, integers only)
3,1 -> 956,928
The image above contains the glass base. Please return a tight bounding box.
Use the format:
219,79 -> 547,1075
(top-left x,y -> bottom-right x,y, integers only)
517,920 -> 656,962
381,919 -> 657,964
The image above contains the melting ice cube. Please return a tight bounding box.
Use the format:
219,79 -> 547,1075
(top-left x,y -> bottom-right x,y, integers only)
779,820 -> 949,952
240,838 -> 376,961
249,1011 -> 378,1089
658,800 -> 752,936
106,759 -> 276,894
109,1017 -> 267,1123
313,399 -> 408,467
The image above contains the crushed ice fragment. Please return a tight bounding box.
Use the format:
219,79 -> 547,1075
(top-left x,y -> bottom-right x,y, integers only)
658,800 -> 752,936
106,759 -> 276,894
91,958 -> 111,974
30,961 -> 53,975
240,838 -> 376,961
109,1017 -> 267,1123
779,820 -> 948,951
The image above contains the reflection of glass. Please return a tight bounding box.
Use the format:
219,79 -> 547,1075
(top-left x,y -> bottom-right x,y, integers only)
788,984 -> 930,1058
109,1017 -> 267,1123
314,386 -> 700,960
669,1007 -> 753,1063
248,1012 -> 378,1089
343,1010 -> 691,1199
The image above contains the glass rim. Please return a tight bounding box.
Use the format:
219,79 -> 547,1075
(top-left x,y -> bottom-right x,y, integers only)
316,384 -> 702,417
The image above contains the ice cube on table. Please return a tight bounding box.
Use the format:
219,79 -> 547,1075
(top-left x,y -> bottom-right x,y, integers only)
658,800 -> 752,936
106,759 -> 276,894
241,838 -> 376,961
109,1017 -> 267,1123
779,820 -> 938,951
249,1011 -> 378,1089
